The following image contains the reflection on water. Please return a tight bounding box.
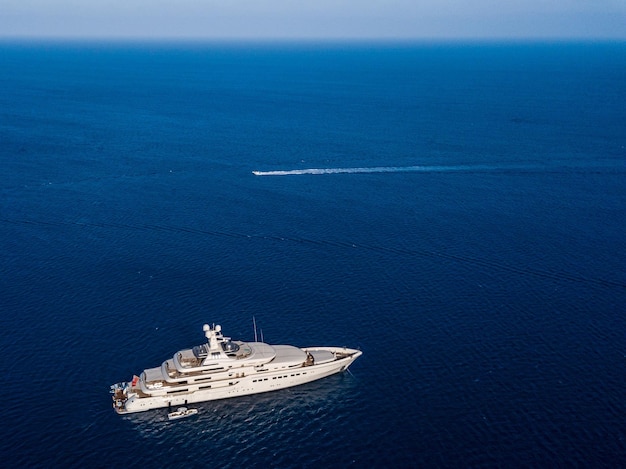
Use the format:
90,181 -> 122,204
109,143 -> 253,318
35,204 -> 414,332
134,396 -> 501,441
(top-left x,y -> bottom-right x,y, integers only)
128,373 -> 361,439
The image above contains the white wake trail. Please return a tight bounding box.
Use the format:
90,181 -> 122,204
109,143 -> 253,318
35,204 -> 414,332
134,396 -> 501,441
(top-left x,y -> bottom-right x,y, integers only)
252,160 -> 626,176
253,165 -> 498,176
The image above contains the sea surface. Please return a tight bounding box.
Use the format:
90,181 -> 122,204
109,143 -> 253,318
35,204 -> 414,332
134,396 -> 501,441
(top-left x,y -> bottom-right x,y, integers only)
1,41 -> 625,467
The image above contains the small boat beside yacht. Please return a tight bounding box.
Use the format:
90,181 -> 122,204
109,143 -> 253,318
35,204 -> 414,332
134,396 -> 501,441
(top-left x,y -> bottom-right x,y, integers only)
167,407 -> 198,420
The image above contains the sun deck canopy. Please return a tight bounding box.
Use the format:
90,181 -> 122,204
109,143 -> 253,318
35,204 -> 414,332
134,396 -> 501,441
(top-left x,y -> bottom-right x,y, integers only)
270,345 -> 307,367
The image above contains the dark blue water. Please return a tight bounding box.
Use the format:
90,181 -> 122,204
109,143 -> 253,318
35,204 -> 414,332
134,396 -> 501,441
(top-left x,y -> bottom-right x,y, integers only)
1,41 -> 625,467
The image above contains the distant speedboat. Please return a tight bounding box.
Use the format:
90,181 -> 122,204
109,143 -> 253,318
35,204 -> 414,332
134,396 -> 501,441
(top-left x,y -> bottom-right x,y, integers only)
111,323 -> 362,414
167,407 -> 198,420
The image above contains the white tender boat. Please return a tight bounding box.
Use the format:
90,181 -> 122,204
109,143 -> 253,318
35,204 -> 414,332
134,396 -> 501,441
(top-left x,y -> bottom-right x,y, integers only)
167,407 -> 198,420
111,323 -> 362,414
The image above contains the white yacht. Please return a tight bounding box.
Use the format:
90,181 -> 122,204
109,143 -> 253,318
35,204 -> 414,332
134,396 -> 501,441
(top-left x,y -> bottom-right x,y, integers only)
111,323 -> 362,414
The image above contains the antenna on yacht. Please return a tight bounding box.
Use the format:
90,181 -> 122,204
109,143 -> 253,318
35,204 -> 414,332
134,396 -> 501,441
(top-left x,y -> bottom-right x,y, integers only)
260,328 -> 264,343
253,316 -> 258,342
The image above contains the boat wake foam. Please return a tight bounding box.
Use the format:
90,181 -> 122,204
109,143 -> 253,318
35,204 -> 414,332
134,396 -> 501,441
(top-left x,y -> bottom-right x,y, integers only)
253,165 -> 479,176
252,161 -> 626,176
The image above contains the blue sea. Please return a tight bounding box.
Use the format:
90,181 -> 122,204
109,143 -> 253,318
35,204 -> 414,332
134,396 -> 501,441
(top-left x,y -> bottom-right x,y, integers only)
1,41 -> 625,467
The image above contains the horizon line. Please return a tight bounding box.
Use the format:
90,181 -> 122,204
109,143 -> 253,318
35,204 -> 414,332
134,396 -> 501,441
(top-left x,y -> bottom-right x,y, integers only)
1,35 -> 625,44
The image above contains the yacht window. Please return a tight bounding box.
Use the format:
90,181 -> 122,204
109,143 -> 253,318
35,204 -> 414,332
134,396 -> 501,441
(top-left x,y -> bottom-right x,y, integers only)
221,340 -> 240,353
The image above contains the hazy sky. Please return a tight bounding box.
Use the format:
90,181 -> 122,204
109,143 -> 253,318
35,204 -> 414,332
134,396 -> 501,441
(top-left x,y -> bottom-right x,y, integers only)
1,0 -> 625,40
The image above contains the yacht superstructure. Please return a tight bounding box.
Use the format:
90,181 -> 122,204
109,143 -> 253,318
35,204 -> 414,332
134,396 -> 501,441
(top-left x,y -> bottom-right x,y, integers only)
111,323 -> 362,414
